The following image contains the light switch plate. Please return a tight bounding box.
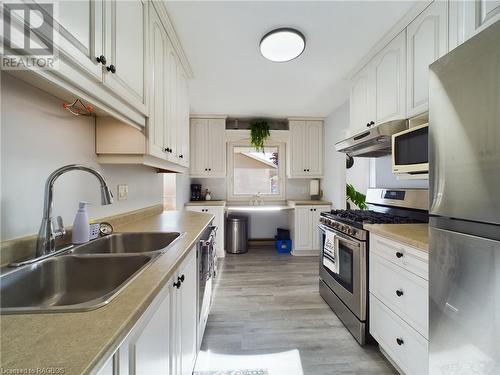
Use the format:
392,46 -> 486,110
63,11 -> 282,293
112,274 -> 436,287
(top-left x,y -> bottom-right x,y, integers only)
118,184 -> 128,200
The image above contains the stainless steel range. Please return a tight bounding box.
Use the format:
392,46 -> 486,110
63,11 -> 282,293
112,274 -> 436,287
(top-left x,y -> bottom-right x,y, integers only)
318,188 -> 428,344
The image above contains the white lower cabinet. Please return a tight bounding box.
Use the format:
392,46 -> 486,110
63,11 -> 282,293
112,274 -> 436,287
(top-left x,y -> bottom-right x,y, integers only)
95,247 -> 198,375
370,295 -> 429,375
185,206 -> 226,258
289,205 -> 331,255
369,234 -> 428,375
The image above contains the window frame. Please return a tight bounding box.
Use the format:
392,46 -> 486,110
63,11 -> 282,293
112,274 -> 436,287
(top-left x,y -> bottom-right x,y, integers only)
227,141 -> 286,202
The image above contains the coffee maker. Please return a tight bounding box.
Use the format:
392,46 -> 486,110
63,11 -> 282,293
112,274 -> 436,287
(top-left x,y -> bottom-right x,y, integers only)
190,184 -> 202,201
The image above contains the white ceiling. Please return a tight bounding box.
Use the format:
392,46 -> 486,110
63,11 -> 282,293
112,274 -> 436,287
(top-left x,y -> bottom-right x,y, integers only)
165,1 -> 416,118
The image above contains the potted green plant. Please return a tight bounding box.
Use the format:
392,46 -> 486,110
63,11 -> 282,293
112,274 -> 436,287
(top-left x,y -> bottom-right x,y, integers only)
346,183 -> 367,209
249,119 -> 270,152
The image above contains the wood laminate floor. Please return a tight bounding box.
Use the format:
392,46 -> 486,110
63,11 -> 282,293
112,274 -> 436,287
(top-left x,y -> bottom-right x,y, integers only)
196,248 -> 396,375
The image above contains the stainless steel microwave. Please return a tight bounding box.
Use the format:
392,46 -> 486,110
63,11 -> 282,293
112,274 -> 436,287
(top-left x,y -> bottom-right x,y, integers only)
392,124 -> 428,174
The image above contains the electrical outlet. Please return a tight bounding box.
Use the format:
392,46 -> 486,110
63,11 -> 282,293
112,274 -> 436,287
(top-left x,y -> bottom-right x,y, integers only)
118,184 -> 128,200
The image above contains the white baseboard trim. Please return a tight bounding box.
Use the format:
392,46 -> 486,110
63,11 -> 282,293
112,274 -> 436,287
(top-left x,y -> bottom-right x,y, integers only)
291,249 -> 320,257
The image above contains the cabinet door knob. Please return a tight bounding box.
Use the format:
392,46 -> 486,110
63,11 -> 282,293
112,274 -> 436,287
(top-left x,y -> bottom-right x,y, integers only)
396,251 -> 404,258
396,337 -> 404,346
96,55 -> 106,65
307,169 -> 310,172
208,168 -> 211,171
173,280 -> 181,289
178,274 -> 185,283
179,154 -> 183,158
106,64 -> 116,73
396,289 -> 404,297
303,169 -> 306,172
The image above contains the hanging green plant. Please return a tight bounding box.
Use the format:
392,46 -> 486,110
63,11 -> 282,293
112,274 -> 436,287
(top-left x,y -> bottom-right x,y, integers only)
249,119 -> 270,152
346,183 -> 368,210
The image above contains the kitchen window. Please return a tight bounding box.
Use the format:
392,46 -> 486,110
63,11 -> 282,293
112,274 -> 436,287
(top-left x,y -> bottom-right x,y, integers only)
227,143 -> 285,201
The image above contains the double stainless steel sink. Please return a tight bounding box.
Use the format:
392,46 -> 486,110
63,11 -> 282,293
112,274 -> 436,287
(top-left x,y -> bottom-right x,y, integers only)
0,232 -> 182,314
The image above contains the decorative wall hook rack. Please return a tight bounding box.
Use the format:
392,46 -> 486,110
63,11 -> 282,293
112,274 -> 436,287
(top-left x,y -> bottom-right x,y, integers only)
62,99 -> 94,117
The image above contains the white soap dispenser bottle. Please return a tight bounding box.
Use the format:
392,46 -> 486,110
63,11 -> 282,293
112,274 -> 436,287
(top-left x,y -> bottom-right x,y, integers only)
72,201 -> 90,244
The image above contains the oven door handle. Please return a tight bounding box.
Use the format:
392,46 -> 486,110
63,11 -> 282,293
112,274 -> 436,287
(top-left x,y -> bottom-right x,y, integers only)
318,224 -> 361,248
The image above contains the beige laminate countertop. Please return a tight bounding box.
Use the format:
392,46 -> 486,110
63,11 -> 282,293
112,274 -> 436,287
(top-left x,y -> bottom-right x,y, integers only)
184,200 -> 226,207
0,210 -> 213,375
363,223 -> 429,252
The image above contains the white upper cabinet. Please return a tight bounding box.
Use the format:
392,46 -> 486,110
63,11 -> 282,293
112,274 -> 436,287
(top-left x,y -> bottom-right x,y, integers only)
52,0 -> 104,81
288,120 -> 307,176
350,66 -> 376,131
288,120 -> 324,178
103,0 -> 147,114
450,0 -> 500,49
349,31 -> 405,129
148,5 -> 168,159
373,31 -> 407,123
190,118 -> 226,178
407,0 -> 448,117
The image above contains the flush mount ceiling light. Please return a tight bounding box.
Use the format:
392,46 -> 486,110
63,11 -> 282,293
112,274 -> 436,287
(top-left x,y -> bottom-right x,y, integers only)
259,28 -> 305,62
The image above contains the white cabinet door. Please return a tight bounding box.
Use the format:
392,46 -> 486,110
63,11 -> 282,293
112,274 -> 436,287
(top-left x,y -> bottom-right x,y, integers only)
478,0 -> 500,28
177,72 -> 190,167
178,248 -> 198,375
207,119 -> 226,177
306,121 -> 324,177
312,206 -> 331,250
294,207 -> 313,250
288,120 -> 324,178
288,120 -> 308,177
350,66 -> 376,130
104,0 -> 147,114
373,31 -> 406,123
165,44 -> 178,163
148,5 -> 167,159
43,0 -> 104,82
450,0 -> 500,49
190,119 -> 209,176
407,0 -> 448,117
118,283 -> 171,375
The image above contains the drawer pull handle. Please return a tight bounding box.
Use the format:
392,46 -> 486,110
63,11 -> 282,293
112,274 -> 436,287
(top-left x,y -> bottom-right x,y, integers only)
396,289 -> 404,297
396,337 -> 404,346
395,251 -> 404,258
173,280 -> 181,289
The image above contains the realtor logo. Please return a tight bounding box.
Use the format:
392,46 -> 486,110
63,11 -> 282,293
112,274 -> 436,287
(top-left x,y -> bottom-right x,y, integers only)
1,2 -> 57,69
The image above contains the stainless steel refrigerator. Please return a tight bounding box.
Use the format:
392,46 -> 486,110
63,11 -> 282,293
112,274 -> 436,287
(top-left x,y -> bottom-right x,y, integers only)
428,20 -> 500,374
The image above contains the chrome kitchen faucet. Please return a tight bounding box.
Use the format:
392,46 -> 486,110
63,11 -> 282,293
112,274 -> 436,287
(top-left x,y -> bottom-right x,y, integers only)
35,164 -> 113,257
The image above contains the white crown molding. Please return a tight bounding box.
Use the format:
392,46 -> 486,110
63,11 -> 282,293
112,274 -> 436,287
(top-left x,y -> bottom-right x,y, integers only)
152,1 -> 194,78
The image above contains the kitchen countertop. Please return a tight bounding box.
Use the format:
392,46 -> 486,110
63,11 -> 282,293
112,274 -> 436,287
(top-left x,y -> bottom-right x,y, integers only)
0,210 -> 213,375
184,200 -> 226,207
363,223 -> 429,252
287,200 -> 332,206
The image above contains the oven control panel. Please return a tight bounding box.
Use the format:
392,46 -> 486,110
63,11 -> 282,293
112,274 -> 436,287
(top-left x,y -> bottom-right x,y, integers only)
319,216 -> 367,241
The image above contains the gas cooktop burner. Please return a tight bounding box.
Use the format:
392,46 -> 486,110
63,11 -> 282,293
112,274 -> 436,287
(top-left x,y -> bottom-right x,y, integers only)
328,209 -> 423,225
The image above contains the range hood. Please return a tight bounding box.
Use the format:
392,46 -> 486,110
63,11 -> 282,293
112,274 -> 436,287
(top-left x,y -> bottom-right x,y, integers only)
335,119 -> 408,157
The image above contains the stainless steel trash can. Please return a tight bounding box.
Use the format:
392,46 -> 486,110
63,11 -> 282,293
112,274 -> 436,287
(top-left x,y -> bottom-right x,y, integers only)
226,216 -> 248,254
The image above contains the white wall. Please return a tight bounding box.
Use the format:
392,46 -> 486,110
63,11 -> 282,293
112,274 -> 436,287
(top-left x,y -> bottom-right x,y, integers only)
373,155 -> 429,189
1,74 -> 165,240
322,101 -> 347,208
